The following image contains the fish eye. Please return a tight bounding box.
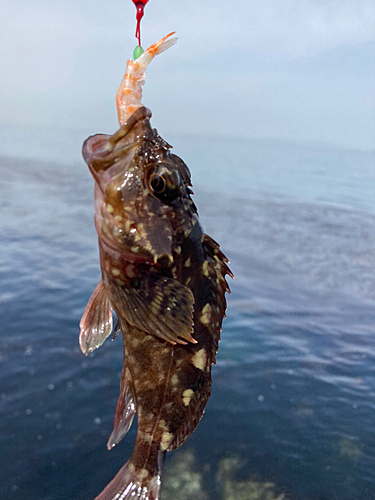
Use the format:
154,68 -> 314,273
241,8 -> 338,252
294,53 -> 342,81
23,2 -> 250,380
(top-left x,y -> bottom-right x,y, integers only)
149,173 -> 166,194
147,164 -> 181,202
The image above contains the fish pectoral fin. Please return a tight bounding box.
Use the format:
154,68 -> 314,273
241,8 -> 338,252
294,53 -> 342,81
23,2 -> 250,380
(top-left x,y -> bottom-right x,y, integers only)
113,275 -> 196,345
107,365 -> 136,450
79,281 -> 113,355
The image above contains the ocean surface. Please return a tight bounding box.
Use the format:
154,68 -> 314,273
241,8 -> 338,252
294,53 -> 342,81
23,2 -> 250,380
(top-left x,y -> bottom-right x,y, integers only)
0,127 -> 374,500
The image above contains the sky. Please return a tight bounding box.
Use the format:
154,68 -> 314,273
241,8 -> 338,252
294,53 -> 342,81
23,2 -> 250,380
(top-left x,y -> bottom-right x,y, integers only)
0,0 -> 374,150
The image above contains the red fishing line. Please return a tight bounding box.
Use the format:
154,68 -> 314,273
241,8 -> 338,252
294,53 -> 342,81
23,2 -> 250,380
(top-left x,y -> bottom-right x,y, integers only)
131,0 -> 149,46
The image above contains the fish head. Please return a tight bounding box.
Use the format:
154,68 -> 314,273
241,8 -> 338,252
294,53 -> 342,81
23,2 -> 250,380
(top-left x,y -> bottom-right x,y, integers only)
82,107 -> 197,264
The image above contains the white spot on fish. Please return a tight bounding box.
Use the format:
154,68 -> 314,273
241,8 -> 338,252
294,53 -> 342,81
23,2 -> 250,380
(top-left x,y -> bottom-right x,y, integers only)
159,420 -> 168,431
192,349 -> 206,371
171,374 -> 179,386
107,204 -> 114,213
184,257 -> 191,268
182,389 -> 194,406
151,301 -> 160,315
161,431 -> 173,451
112,268 -> 121,276
202,261 -> 209,277
200,303 -> 212,325
126,265 -> 135,278
138,469 -> 149,480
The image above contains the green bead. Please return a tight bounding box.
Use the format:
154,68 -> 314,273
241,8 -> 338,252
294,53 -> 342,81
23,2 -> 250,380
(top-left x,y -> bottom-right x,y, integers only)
133,45 -> 144,60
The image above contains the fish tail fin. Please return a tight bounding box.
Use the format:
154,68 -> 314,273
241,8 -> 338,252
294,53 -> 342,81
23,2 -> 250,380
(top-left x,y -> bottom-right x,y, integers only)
93,460 -> 161,500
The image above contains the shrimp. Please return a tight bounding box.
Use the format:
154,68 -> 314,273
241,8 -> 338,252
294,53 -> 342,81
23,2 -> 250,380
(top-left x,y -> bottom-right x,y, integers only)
116,32 -> 177,127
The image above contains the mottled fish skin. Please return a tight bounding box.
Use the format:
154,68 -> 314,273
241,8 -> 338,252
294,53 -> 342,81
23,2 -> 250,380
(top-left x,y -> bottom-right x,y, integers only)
81,107 -> 232,500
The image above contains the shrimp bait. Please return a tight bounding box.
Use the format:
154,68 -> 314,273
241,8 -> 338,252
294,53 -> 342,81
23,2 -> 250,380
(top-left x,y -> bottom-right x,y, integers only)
116,33 -> 177,126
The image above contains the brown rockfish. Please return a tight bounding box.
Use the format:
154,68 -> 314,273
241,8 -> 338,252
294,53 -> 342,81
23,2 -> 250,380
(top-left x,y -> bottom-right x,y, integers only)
79,34 -> 232,500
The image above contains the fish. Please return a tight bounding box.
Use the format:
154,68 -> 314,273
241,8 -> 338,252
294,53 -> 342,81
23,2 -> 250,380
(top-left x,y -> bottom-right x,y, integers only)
79,33 -> 232,500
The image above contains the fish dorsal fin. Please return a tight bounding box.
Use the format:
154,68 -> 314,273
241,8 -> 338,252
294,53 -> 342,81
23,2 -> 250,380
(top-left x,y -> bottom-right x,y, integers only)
200,233 -> 233,360
110,275 -> 196,345
79,281 -> 113,355
169,236 -> 232,451
107,362 -> 136,450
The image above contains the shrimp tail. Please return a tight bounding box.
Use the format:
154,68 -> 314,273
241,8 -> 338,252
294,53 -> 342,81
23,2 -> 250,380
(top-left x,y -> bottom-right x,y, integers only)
139,32 -> 177,61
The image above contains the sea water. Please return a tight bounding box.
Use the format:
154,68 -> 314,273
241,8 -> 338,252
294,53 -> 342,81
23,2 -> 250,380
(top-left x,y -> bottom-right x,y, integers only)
0,127 -> 374,500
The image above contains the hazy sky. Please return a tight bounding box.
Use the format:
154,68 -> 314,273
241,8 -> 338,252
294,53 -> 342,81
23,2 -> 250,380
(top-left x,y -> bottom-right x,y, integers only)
1,0 -> 374,150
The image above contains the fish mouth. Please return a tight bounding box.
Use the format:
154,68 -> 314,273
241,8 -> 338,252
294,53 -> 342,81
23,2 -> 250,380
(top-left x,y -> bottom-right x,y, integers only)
107,106 -> 152,150
82,106 -> 152,173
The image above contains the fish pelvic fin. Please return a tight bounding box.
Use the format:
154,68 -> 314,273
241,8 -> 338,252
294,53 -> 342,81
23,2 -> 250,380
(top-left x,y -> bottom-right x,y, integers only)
93,460 -> 161,500
79,281 -> 113,355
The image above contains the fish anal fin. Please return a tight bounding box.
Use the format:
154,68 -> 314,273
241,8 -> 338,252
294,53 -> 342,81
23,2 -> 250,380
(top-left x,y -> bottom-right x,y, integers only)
111,318 -> 122,341
110,275 -> 195,345
79,281 -> 113,356
107,365 -> 136,450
